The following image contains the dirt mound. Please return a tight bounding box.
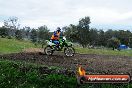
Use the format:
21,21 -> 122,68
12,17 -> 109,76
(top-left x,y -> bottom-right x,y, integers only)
0,52 -> 132,76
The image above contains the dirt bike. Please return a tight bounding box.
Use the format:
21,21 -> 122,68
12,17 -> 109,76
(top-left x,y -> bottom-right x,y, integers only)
44,37 -> 75,56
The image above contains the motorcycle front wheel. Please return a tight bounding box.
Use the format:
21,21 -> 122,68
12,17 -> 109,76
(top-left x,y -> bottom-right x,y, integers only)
64,46 -> 75,57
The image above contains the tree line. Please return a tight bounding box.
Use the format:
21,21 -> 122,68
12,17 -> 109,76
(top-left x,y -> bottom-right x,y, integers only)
0,16 -> 132,49
0,17 -> 51,45
62,17 -> 132,49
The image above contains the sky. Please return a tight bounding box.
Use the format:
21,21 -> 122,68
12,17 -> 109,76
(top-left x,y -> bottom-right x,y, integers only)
0,0 -> 132,31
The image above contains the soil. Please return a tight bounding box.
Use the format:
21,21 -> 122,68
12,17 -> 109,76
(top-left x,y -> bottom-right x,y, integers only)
0,48 -> 132,77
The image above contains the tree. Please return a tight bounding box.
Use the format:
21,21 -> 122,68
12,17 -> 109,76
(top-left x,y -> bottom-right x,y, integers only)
4,17 -> 20,37
24,26 -> 31,39
20,26 -> 31,40
89,28 -> 98,46
107,37 -> 120,50
30,29 -> 38,43
62,17 -> 91,47
15,30 -> 23,40
116,30 -> 131,46
105,29 -> 114,40
38,25 -> 50,42
77,16 -> 91,47
98,30 -> 107,46
63,24 -> 78,42
0,26 -> 8,38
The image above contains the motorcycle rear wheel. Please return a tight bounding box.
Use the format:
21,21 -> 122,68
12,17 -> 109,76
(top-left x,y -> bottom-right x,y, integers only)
44,46 -> 53,55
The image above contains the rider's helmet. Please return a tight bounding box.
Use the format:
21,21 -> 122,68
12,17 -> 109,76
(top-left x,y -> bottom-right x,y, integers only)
56,27 -> 61,32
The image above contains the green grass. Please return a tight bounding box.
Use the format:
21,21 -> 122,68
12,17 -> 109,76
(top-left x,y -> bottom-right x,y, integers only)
0,38 -> 40,54
0,59 -> 77,88
75,47 -> 132,56
0,59 -> 131,88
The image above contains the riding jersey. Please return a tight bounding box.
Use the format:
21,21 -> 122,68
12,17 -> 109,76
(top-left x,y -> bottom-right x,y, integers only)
51,31 -> 61,40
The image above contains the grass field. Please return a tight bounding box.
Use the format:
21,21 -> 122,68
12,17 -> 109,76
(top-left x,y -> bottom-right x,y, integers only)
0,38 -> 40,54
76,47 -> 132,56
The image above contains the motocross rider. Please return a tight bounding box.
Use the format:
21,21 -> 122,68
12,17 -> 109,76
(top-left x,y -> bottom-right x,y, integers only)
50,27 -> 62,49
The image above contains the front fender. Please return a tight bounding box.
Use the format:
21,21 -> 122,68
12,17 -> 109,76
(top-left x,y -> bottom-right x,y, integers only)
46,40 -> 56,46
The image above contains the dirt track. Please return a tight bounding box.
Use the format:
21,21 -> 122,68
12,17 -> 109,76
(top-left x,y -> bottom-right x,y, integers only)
0,51 -> 132,76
